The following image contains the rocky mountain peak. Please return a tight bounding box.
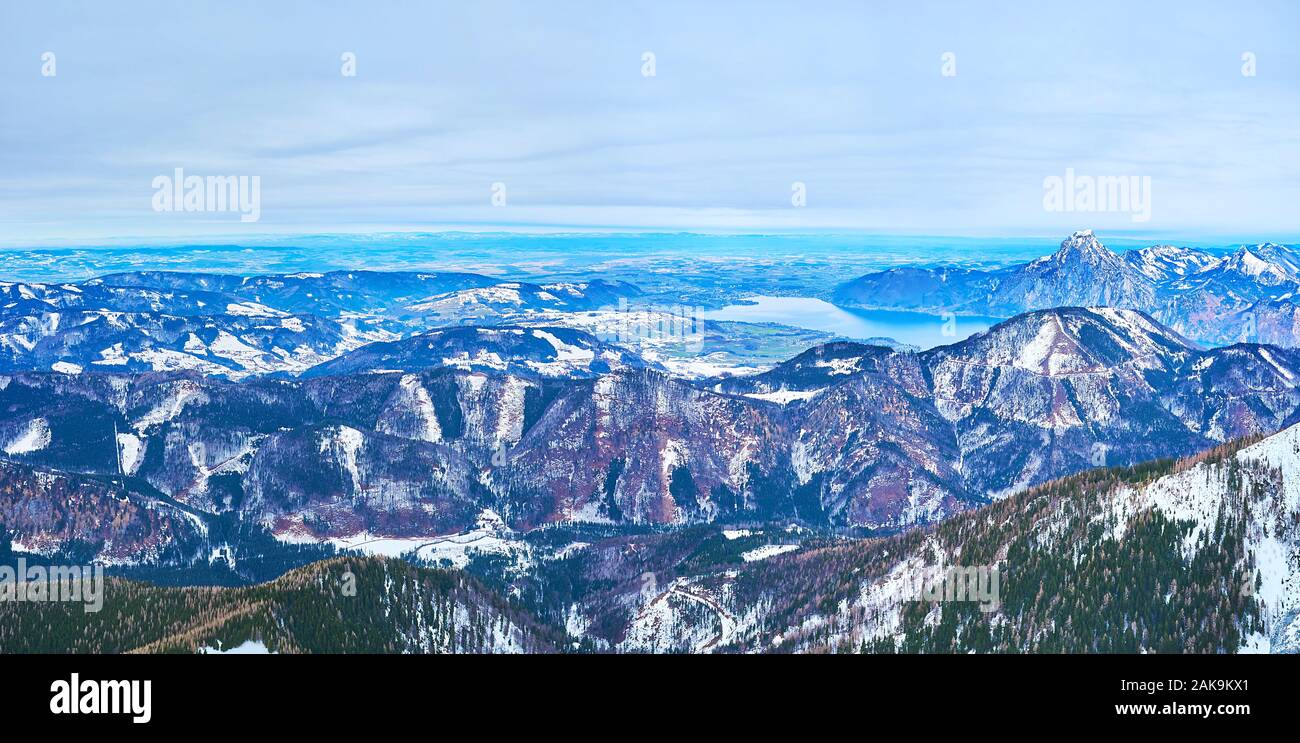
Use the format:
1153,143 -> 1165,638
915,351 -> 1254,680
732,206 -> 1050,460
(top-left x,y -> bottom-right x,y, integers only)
1048,229 -> 1122,268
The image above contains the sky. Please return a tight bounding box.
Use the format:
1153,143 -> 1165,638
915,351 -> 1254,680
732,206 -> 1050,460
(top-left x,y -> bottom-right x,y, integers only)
1,0 -> 1298,245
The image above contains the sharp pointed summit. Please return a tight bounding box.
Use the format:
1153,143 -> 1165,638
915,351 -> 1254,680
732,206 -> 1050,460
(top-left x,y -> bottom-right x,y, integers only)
1038,229 -> 1123,268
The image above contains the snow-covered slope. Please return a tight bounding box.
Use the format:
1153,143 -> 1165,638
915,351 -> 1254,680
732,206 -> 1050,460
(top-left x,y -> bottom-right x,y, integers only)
302,325 -> 654,379
404,279 -> 639,321
1123,244 -> 1218,281
0,309 -> 399,380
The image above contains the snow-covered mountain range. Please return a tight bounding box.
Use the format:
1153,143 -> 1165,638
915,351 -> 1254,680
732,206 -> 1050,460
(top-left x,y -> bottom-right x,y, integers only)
0,271 -> 642,380
5,305 -> 1300,568
834,230 -> 1300,348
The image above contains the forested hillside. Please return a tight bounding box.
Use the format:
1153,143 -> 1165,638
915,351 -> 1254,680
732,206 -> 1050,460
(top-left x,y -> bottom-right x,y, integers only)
0,557 -> 564,654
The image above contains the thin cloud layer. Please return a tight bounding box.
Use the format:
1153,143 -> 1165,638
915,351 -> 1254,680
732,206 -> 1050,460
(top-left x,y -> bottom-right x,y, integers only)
1,0 -> 1297,243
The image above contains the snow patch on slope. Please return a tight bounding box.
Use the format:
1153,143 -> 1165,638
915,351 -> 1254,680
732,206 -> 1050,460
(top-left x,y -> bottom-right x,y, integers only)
3,418 -> 51,455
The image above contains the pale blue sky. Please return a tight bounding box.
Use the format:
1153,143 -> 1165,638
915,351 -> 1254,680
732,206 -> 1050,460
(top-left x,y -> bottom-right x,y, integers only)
1,0 -> 1298,244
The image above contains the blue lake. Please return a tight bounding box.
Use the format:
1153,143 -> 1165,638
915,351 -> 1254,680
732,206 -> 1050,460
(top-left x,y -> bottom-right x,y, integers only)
701,296 -> 1005,350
